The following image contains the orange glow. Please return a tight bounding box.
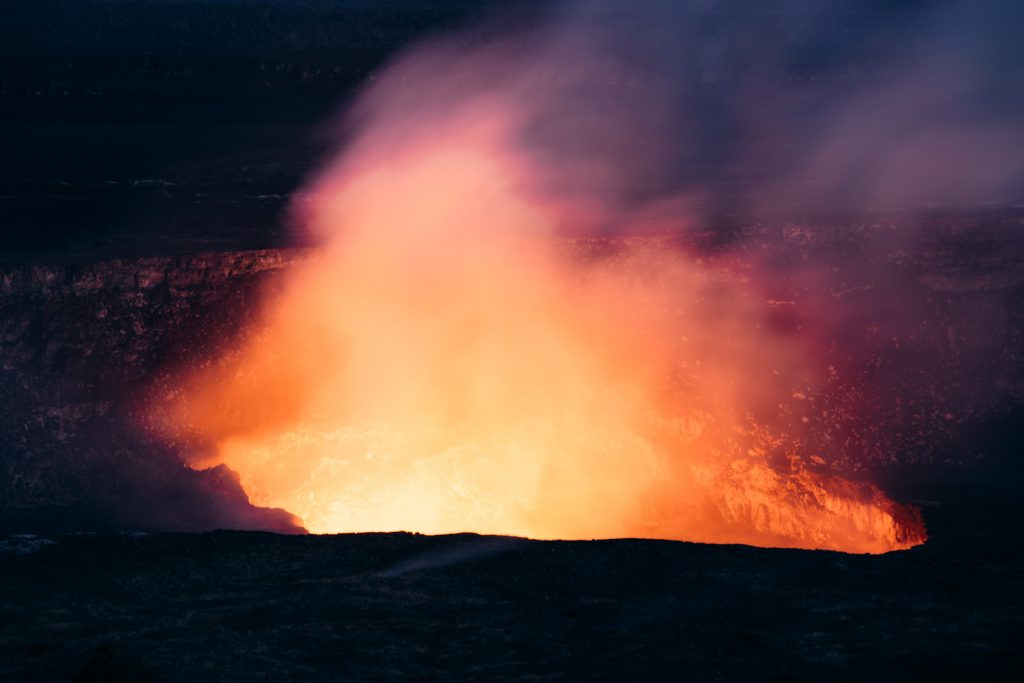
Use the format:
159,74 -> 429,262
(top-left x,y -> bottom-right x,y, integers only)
154,53 -> 925,553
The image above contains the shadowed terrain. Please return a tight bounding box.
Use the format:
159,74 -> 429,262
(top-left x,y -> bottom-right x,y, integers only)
1,526 -> 1023,682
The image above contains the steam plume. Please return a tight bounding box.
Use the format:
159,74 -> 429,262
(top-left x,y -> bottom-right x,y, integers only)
159,0 -> 1023,552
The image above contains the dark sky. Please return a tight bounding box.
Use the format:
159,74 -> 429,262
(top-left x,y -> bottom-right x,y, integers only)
0,0 -> 1020,255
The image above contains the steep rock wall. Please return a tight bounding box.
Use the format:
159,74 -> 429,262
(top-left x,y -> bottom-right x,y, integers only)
0,249 -> 309,532
1,214 -> 1022,533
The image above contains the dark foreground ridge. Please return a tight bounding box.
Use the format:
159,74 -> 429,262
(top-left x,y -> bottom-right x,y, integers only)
1,529 -> 1022,682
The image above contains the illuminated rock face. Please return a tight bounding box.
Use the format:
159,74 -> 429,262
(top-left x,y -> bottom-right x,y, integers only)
0,250 -> 307,533
1,212 -> 1021,542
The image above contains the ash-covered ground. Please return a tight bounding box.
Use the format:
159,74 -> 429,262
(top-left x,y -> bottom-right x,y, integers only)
1,527 -> 1022,682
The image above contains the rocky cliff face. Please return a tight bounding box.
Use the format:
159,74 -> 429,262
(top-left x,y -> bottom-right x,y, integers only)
2,214 -> 1022,534
0,249 -> 309,533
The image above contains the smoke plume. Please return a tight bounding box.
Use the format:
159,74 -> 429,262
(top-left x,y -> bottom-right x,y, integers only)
159,0 -> 1023,551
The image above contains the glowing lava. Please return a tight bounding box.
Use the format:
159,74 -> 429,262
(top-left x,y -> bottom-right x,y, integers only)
157,33 -> 926,554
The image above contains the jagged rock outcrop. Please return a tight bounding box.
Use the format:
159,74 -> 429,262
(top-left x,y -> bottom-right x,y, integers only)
2,214 -> 1022,533
0,249 -> 309,533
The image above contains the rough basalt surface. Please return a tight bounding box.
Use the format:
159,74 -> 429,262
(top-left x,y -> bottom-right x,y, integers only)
0,530 -> 1022,682
0,249 -> 309,533
1,212 -> 1023,534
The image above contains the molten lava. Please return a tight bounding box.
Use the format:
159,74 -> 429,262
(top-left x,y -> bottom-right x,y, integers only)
157,33 -> 926,554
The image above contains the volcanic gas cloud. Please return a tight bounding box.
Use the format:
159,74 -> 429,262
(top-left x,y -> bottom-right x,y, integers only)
161,13 -> 927,553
